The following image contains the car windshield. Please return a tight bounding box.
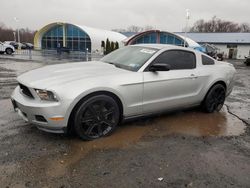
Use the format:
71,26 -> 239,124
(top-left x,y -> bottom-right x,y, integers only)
100,46 -> 158,71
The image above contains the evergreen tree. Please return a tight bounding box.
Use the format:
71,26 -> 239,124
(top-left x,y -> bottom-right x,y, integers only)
101,41 -> 105,48
115,42 -> 119,50
105,38 -> 111,54
110,41 -> 115,52
101,40 -> 105,54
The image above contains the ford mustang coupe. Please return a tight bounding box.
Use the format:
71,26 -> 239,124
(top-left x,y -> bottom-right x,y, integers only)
11,44 -> 236,140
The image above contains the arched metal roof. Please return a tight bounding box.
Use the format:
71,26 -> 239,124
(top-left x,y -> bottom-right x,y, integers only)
123,30 -> 200,48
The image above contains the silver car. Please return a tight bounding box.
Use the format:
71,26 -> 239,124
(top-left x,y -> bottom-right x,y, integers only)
11,44 -> 236,140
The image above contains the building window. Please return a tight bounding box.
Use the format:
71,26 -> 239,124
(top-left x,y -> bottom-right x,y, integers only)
134,33 -> 157,44
41,24 -> 91,52
227,44 -> 237,48
66,24 -> 91,52
41,25 -> 63,50
160,33 -> 184,46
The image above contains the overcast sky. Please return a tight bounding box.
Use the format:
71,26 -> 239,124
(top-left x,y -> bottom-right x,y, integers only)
1,0 -> 249,31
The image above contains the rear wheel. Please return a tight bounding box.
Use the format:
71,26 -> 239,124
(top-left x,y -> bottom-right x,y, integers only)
202,84 -> 226,113
5,48 -> 13,55
74,95 -> 120,140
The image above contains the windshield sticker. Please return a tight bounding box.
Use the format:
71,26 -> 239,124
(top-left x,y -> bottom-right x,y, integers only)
129,64 -> 140,68
140,49 -> 156,54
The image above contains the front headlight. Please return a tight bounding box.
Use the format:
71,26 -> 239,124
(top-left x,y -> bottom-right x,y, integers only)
35,89 -> 58,101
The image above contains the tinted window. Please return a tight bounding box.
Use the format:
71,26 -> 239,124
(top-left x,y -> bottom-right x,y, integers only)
202,55 -> 215,65
153,50 -> 196,70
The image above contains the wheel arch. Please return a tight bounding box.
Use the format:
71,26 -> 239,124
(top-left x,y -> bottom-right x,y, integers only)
202,80 -> 227,103
66,90 -> 124,133
5,47 -> 13,53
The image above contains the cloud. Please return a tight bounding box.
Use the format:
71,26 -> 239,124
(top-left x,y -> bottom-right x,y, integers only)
1,0 -> 249,31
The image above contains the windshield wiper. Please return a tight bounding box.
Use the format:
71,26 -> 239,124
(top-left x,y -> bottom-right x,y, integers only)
102,61 -> 124,69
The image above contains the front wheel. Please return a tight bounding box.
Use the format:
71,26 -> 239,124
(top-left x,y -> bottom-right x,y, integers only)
5,48 -> 13,55
74,95 -> 120,140
202,84 -> 226,113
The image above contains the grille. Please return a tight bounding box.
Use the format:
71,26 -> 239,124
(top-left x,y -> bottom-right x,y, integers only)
19,83 -> 34,99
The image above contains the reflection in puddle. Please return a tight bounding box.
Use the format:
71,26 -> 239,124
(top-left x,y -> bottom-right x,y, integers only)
149,106 -> 245,137
46,106 -> 246,177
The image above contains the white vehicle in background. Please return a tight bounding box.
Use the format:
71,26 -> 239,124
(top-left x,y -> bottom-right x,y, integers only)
0,41 -> 15,55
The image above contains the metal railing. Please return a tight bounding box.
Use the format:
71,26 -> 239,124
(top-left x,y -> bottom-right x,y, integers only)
9,48 -> 104,62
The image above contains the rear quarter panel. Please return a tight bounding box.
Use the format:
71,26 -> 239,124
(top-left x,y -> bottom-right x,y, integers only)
196,59 -> 236,101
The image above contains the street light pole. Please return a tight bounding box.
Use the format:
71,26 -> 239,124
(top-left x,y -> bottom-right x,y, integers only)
184,9 -> 190,47
14,17 -> 20,49
13,31 -> 16,42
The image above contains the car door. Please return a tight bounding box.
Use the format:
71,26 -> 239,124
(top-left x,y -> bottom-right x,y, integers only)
142,49 -> 203,114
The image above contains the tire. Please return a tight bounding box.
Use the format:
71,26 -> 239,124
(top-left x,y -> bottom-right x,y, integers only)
0,51 -> 4,54
202,84 -> 226,113
5,48 -> 13,55
74,95 -> 120,140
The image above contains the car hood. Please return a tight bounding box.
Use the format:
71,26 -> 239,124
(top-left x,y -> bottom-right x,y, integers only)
17,61 -> 130,89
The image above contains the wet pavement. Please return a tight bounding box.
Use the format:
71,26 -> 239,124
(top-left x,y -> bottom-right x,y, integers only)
0,59 -> 250,188
0,50 -> 103,63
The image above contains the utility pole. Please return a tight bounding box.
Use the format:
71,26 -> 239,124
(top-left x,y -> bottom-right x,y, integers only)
14,17 -> 20,50
184,9 -> 190,47
13,31 -> 16,42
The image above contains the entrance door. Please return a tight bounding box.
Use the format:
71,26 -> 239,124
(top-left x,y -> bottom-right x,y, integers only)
229,49 -> 234,59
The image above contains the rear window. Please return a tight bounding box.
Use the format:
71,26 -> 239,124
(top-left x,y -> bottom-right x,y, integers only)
202,55 -> 215,65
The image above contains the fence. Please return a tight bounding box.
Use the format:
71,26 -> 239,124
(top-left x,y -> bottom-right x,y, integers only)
9,49 -> 104,62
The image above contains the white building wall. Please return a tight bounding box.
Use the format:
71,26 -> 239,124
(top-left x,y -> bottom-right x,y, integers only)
237,45 -> 250,59
212,44 -> 250,59
76,25 -> 126,53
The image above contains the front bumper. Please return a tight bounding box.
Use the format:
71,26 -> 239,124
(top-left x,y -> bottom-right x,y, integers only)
11,86 -> 68,133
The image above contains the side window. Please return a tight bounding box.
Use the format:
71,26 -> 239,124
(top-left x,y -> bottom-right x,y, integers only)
153,50 -> 196,70
202,55 -> 215,65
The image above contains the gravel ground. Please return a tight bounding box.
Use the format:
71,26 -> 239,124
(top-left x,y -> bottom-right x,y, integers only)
0,59 -> 249,188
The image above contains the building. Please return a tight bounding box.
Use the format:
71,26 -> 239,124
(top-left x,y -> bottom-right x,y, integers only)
122,30 -> 200,48
34,22 -> 126,53
176,32 -> 250,59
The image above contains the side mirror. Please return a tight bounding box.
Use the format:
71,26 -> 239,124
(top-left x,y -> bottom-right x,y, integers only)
149,63 -> 170,72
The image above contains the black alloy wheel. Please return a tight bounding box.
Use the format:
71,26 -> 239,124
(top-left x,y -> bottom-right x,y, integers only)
202,84 -> 226,113
74,95 -> 120,140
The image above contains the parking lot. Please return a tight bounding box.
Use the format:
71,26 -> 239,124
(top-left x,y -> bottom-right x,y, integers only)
0,58 -> 250,188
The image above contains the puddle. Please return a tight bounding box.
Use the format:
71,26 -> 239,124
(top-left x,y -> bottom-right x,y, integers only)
147,106 -> 246,137
46,106 -> 246,177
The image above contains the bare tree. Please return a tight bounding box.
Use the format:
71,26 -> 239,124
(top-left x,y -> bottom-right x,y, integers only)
143,25 -> 155,31
127,25 -> 144,32
0,22 -> 35,43
112,25 -> 155,33
240,23 -> 250,32
190,16 -> 250,32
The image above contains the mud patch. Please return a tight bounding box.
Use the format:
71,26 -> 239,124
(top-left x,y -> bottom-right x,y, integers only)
42,106 -> 246,178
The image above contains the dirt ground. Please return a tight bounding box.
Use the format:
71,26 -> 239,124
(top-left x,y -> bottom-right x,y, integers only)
0,59 -> 249,188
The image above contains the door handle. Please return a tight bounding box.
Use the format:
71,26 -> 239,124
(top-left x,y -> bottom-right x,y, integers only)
190,74 -> 198,79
